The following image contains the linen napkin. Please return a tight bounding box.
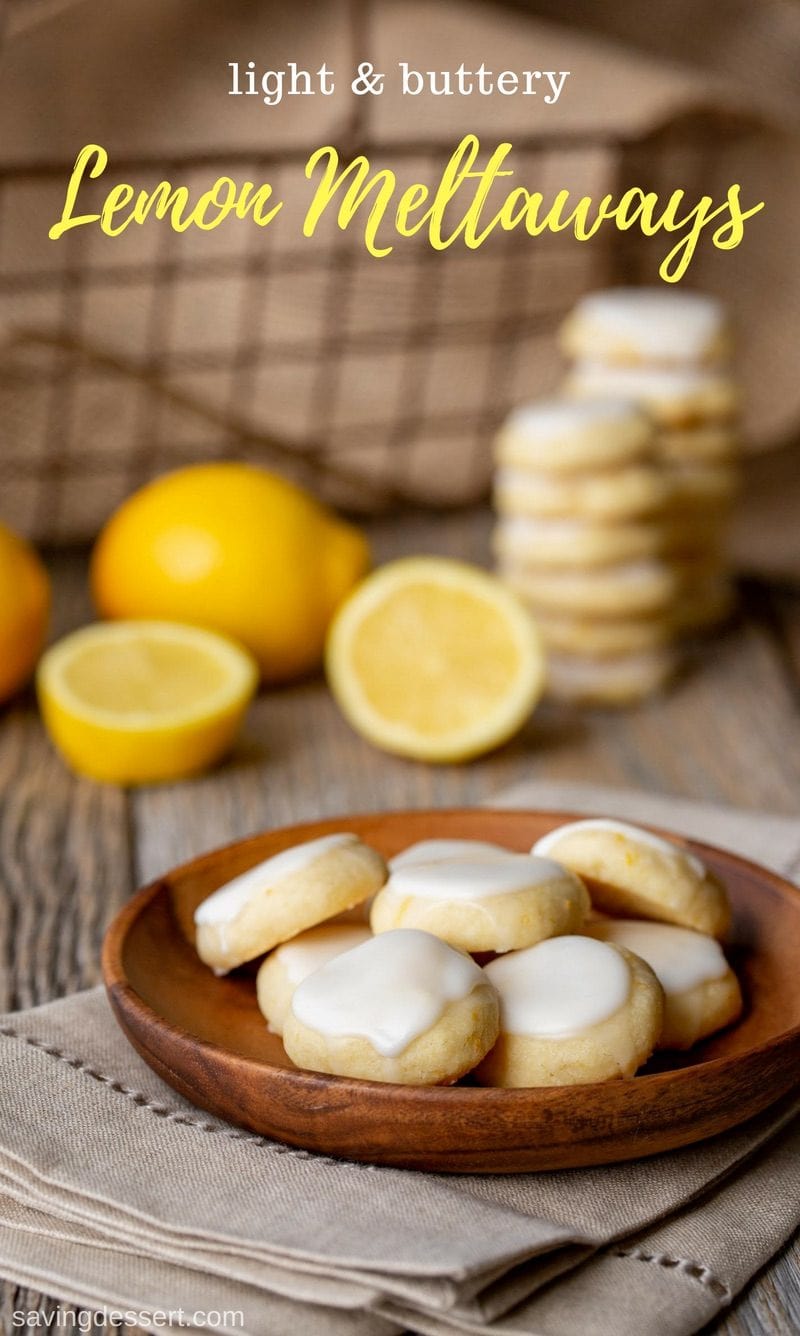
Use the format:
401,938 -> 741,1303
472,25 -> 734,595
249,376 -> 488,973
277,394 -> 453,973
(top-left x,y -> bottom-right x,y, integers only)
1,782 -> 799,1336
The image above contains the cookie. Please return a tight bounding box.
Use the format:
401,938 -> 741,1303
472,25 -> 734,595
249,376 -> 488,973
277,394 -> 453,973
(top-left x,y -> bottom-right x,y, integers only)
585,920 -> 742,1050
545,647 -> 678,705
282,928 -> 500,1085
565,362 -> 739,428
194,832 -> 387,974
256,923 -> 372,1036
533,818 -> 731,938
560,288 -> 731,367
504,559 -> 680,618
370,855 -> 590,954
658,427 -> 740,464
494,399 -> 654,474
656,512 -> 727,560
389,838 -> 514,869
666,461 -> 740,512
494,464 -> 672,522
532,610 -> 675,659
492,515 -> 670,570
474,935 -> 663,1087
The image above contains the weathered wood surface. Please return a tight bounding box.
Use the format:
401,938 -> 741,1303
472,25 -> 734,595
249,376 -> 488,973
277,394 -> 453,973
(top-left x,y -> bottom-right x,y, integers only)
1,508 -> 799,1335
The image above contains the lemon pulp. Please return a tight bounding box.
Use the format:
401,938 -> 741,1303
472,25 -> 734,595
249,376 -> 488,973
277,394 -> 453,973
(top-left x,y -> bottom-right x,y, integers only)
37,621 -> 258,784
326,558 -> 545,762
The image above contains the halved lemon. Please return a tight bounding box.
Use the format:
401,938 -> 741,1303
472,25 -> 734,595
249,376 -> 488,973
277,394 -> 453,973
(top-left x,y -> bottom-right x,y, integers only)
325,558 -> 546,762
37,621 -> 258,785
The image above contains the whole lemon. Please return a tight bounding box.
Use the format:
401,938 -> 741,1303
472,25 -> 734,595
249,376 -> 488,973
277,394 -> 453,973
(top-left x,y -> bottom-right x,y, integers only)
90,463 -> 370,684
0,522 -> 50,703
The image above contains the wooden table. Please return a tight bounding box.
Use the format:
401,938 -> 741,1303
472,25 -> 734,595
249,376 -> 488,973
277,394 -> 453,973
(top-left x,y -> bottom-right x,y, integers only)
1,507 -> 799,1335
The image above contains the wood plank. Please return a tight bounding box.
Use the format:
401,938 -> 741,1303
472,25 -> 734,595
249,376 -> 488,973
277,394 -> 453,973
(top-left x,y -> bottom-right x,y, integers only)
0,550 -> 133,1007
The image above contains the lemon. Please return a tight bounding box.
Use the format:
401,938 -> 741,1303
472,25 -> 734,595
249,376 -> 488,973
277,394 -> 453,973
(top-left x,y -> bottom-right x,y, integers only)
0,522 -> 50,703
37,621 -> 258,785
90,463 -> 370,684
325,557 -> 546,762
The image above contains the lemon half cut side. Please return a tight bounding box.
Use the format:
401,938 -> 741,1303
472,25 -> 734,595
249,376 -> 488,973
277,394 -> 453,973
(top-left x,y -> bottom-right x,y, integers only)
37,620 -> 258,785
325,557 -> 546,763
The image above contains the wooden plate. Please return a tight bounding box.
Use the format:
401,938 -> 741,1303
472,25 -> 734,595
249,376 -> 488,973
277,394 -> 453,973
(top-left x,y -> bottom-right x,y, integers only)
102,809 -> 800,1173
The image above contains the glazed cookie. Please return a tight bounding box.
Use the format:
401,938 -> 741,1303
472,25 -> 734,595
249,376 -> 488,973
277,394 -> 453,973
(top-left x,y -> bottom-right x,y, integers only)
194,832 -> 387,973
494,399 -> 654,474
545,647 -> 678,706
503,559 -> 680,618
256,923 -> 372,1036
494,464 -> 672,522
492,515 -> 670,570
390,838 -> 514,869
283,928 -> 500,1085
585,920 -> 742,1049
532,610 -> 674,659
474,935 -> 664,1087
370,854 -> 589,954
565,362 -> 739,428
533,818 -> 731,938
560,288 -> 731,367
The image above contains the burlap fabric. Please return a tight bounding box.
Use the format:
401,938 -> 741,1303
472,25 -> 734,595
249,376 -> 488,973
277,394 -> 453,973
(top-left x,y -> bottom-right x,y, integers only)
0,0 -> 798,542
1,782 -> 799,1336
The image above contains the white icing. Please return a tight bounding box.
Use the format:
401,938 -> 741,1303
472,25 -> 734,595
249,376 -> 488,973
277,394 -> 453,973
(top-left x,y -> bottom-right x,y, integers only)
498,516 -> 592,542
504,397 -> 646,440
275,924 -> 373,986
386,854 -> 574,902
567,360 -> 732,406
290,928 -> 485,1057
587,920 -> 728,993
546,650 -> 674,688
194,833 -> 358,927
485,935 -> 631,1037
389,838 -> 515,869
494,471 -> 664,520
571,288 -> 726,359
533,818 -> 706,880
511,555 -> 671,588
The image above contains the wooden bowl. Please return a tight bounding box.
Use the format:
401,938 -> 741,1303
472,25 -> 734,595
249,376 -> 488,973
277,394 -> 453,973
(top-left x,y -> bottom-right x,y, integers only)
102,809 -> 800,1173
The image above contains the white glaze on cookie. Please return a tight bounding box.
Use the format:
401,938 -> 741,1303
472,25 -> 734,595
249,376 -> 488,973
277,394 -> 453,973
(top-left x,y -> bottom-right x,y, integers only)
568,289 -> 726,360
496,518 -> 584,539
587,921 -> 728,993
503,398 -> 648,441
545,649 -> 676,692
494,469 -> 666,510
533,818 -> 706,880
290,928 -> 485,1057
567,361 -> 735,408
274,924 -> 373,986
194,833 -> 358,927
386,854 -> 578,901
389,838 -> 514,869
485,936 -> 631,1037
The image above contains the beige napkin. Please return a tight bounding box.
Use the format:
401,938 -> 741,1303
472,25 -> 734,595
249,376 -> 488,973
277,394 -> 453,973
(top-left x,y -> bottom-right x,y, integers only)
1,782 -> 799,1336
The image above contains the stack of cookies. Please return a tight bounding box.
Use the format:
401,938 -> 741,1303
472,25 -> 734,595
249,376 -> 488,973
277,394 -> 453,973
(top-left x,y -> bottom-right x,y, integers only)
561,288 -> 741,635
492,398 -> 684,705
